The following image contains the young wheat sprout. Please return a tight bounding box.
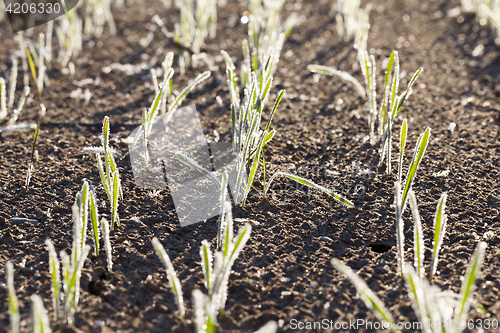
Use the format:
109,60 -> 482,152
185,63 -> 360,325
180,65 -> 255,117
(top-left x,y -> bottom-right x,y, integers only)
101,218 -> 113,272
6,261 -> 20,333
430,193 -> 448,282
152,237 -> 186,322
96,116 -> 123,229
331,258 -> 399,333
394,181 -> 405,279
408,190 -> 425,279
31,295 -> 51,333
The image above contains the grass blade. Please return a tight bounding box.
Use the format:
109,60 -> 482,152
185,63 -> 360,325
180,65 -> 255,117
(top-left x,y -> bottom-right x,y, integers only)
264,172 -> 354,207
111,171 -> 120,228
401,127 -> 431,212
175,151 -> 221,188
200,240 -> 213,294
168,71 -> 211,113
217,172 -> 228,250
265,90 -> 285,132
394,68 -> 423,120
457,242 -> 487,324
331,258 -> 399,333
31,295 -> 51,333
101,218 -> 113,273
403,266 -> 431,333
308,65 -> 366,99
408,190 -> 425,279
89,187 -> 100,256
45,239 -> 61,321
152,237 -> 185,322
430,193 -> 448,282
398,119 -> 407,184
395,181 -> 404,279
0,78 -> 6,121
6,261 -> 20,333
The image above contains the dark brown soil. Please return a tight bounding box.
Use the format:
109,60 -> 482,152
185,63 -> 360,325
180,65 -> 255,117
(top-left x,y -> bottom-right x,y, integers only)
1,0 -> 499,332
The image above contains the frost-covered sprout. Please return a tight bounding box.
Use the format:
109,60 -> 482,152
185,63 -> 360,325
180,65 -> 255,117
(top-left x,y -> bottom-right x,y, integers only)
408,190 -> 425,279
101,218 -> 113,272
31,295 -> 51,333
378,50 -> 422,171
334,241 -> 487,333
394,181 -> 405,279
405,242 -> 487,333
308,65 -> 366,99
331,0 -> 371,43
152,237 -> 186,322
83,0 -> 116,37
153,0 -> 217,73
263,172 -> 354,207
141,65 -> 210,164
6,261 -> 20,333
407,190 -> 448,282
331,258 -> 399,333
25,45 -> 47,188
400,127 -> 431,212
398,119 -> 407,183
46,202 -> 91,328
96,116 -> 123,229
56,7 -> 83,67
461,0 -> 500,37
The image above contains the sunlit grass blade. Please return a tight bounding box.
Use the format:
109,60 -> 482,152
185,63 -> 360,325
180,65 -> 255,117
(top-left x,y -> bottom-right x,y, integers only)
45,239 -> 61,321
430,193 -> 448,282
200,240 -> 213,294
401,127 -> 431,212
379,51 -> 395,137
175,151 -> 221,188
264,172 -> 354,207
399,119 -> 407,184
217,171 -> 228,250
6,261 -> 20,333
168,71 -> 211,113
457,242 -> 487,324
242,134 -> 266,208
403,266 -> 431,333
212,223 -> 252,312
331,258 -> 399,333
89,186 -> 100,256
96,153 -> 110,201
0,78 -> 6,121
308,65 -> 366,99
111,171 -> 120,228
152,237 -> 185,322
31,295 -> 51,333
101,218 -> 113,273
265,90 -> 285,132
395,181 -> 404,279
394,68 -> 423,120
408,190 -> 425,279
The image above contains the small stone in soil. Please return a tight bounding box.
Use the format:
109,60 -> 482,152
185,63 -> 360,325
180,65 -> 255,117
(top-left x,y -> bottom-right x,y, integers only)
10,217 -> 40,226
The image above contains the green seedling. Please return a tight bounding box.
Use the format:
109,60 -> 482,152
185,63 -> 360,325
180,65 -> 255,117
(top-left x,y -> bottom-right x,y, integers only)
263,172 -> 354,207
25,45 -> 47,188
152,237 -> 186,322
332,0 -> 371,44
405,242 -> 487,333
31,295 -> 51,333
333,241 -> 487,333
408,190 -> 425,279
407,190 -> 449,282
398,119 -> 407,183
400,127 -> 431,212
101,218 -> 113,272
331,258 -> 399,333
96,116 -> 122,229
6,261 -> 20,333
395,181 -> 405,279
307,65 -> 366,98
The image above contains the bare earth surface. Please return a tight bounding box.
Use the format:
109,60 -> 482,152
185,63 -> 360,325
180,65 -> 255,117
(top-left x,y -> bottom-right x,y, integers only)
0,0 -> 499,332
